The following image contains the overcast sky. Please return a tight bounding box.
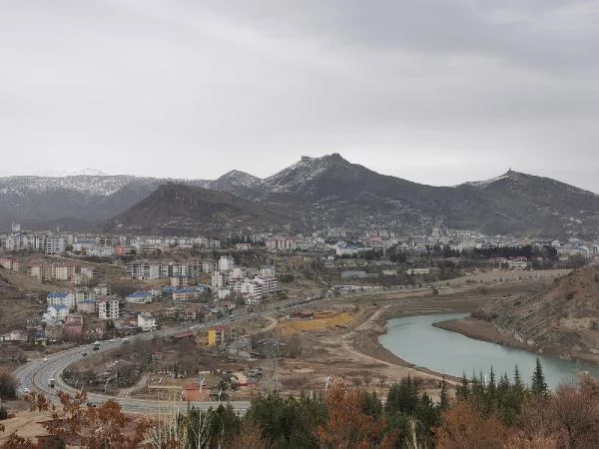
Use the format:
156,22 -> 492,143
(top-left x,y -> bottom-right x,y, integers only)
1,1 -> 598,190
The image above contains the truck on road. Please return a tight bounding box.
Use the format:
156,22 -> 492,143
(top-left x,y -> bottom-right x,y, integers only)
48,378 -> 55,388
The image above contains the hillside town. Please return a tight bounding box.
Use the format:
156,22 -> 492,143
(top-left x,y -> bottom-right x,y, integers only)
0,219 -> 594,348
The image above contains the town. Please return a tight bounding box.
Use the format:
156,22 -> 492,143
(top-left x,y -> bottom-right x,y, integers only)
0,221 -> 593,347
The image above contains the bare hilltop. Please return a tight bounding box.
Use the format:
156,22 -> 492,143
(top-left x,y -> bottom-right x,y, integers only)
438,265 -> 599,362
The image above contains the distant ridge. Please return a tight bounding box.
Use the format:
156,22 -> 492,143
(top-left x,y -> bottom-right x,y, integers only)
2,154 -> 599,238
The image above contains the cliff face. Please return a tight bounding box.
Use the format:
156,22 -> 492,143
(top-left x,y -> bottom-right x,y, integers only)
473,265 -> 599,356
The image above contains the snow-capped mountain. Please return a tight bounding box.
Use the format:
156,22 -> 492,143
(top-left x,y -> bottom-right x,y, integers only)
3,155 -> 599,238
208,170 -> 263,193
32,168 -> 109,177
0,175 -> 166,228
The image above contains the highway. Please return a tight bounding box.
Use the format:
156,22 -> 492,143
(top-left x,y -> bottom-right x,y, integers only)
11,302 -> 319,415
12,273 -> 524,416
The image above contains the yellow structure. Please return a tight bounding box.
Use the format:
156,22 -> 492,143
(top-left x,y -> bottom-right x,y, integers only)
207,329 -> 217,347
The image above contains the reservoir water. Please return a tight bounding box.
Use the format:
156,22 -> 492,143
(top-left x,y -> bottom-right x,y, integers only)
379,313 -> 599,389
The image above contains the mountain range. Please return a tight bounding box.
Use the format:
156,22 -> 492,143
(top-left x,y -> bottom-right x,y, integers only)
2,154 -> 599,238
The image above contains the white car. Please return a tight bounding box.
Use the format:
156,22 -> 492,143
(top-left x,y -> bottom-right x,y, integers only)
22,387 -> 30,394
43,357 -> 48,362
109,339 -> 115,342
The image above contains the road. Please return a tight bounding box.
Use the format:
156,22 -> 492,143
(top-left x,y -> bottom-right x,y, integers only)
13,271 -> 559,416
12,303 -> 315,415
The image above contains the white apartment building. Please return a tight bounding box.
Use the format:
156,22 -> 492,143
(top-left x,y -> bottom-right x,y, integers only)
126,261 -> 160,280
51,264 -> 72,281
98,297 -> 120,320
230,267 -> 246,279
256,276 -> 279,295
202,261 -> 217,273
93,284 -> 110,296
45,236 -> 66,255
266,238 -> 296,252
211,272 -> 228,288
137,313 -> 157,332
218,256 -> 235,272
260,266 -> 276,277
47,292 -> 76,310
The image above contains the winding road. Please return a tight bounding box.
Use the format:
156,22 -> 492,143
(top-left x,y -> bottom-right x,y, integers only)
11,297 -> 325,415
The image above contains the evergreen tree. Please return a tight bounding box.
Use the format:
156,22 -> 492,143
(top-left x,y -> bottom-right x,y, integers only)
361,391 -> 383,419
415,392 -> 437,446
513,364 -> 523,392
456,373 -> 470,401
439,376 -> 450,412
531,358 -> 548,396
484,366 -> 497,416
386,376 -> 419,415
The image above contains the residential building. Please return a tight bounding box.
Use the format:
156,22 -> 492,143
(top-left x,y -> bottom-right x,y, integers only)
77,300 -> 97,314
64,315 -> 84,340
0,330 -> 28,342
80,266 -> 95,279
211,272 -> 228,288
28,263 -> 46,281
170,276 -> 189,288
125,291 -> 153,304
217,288 -> 231,300
230,267 -> 246,279
202,261 -> 217,273
266,238 -> 297,252
406,268 -> 431,275
51,264 -> 73,281
172,288 -> 200,301
75,289 -> 96,303
93,283 -> 110,297
43,305 -> 70,322
45,236 -> 66,255
341,270 -> 367,279
137,313 -> 157,332
260,266 -> 276,277
0,257 -> 19,271
46,292 -> 76,310
508,258 -> 529,270
218,256 -> 235,272
87,246 -> 115,257
126,261 -> 160,280
256,276 -> 279,295
98,297 -> 120,320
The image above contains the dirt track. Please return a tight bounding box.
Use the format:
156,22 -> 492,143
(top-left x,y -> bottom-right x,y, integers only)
275,276 -> 557,397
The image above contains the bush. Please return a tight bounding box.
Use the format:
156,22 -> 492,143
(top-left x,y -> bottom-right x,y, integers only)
0,372 -> 17,399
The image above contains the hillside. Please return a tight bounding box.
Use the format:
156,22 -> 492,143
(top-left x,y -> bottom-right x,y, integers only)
3,154 -> 599,237
257,154 -> 599,237
105,183 -> 294,236
471,265 -> 599,359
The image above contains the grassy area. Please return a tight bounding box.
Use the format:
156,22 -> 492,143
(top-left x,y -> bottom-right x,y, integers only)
277,311 -> 355,334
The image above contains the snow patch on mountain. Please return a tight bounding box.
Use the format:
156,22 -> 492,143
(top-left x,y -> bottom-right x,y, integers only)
464,172 -> 513,188
263,155 -> 340,193
33,168 -> 109,177
0,175 -> 149,197
210,170 -> 262,189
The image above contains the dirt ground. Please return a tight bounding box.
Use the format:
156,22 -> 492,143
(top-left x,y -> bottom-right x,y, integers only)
270,277 -> 558,400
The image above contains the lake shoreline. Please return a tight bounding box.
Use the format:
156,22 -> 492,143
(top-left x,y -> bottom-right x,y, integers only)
433,317 -> 599,367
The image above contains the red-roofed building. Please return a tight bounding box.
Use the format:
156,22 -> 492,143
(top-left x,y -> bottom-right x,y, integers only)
174,331 -> 193,340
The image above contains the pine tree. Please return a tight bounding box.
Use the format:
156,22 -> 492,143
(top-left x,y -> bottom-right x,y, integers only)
485,366 -> 497,416
513,364 -> 523,391
531,358 -> 548,396
439,376 -> 449,411
456,373 -> 469,401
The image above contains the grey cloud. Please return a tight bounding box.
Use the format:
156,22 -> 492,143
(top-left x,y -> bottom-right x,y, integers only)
0,0 -> 598,192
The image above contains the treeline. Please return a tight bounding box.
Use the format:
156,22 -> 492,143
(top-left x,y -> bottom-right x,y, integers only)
5,360 -> 599,448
